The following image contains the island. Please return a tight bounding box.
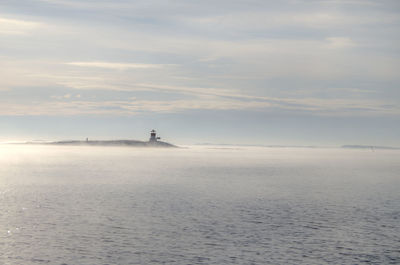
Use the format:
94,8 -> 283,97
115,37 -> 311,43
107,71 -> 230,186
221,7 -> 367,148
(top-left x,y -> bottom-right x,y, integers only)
27,130 -> 177,148
342,145 -> 400,150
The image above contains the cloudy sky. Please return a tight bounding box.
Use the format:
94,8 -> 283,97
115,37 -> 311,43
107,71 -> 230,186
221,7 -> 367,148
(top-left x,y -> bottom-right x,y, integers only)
1,0 -> 399,145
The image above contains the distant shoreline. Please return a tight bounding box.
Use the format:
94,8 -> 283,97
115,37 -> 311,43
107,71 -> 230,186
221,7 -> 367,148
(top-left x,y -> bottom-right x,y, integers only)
196,143 -> 400,150
21,140 -> 177,148
341,145 -> 400,150
3,142 -> 399,150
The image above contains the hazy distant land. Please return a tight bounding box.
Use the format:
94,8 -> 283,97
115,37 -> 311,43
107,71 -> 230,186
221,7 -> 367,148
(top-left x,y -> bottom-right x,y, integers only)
23,139 -> 177,148
4,141 -> 400,150
196,143 -> 400,150
341,145 -> 400,150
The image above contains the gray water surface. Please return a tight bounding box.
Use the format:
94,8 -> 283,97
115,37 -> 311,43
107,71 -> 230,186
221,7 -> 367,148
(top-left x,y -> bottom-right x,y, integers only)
0,145 -> 399,264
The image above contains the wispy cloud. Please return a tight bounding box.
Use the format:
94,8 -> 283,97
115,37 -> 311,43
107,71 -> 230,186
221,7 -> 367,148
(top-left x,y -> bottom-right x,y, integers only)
65,62 -> 171,70
0,17 -> 42,35
317,0 -> 381,6
0,1 -> 399,123
1,86 -> 398,117
37,0 -> 137,9
184,10 -> 399,33
325,37 -> 356,49
1,97 -> 398,116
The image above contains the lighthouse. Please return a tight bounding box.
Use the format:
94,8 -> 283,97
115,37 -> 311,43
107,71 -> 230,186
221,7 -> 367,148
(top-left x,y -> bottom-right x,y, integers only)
149,129 -> 161,142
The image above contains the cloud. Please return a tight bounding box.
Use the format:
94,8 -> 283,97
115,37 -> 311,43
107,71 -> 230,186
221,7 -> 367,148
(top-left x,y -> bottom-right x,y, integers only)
1,86 -> 398,117
316,0 -> 381,6
18,67 -> 396,117
36,0 -> 138,9
184,10 -> 399,33
0,17 -> 42,35
65,62 -> 171,70
325,37 -> 356,49
0,0 -> 399,121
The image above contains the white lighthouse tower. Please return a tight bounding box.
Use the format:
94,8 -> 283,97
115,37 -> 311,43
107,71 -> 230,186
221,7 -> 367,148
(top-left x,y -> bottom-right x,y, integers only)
149,129 -> 161,142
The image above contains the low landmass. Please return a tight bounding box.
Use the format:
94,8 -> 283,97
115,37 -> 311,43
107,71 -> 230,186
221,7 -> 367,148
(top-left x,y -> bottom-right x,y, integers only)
42,140 -> 177,148
342,145 -> 400,150
196,143 -> 400,150
23,130 -> 177,148
195,143 -> 318,148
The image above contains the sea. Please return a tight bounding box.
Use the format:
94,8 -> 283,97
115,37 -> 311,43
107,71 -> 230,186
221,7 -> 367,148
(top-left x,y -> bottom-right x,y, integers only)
0,145 -> 399,264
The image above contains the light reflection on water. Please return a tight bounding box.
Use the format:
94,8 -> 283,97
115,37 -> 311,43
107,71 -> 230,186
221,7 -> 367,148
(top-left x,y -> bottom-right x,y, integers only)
0,145 -> 399,264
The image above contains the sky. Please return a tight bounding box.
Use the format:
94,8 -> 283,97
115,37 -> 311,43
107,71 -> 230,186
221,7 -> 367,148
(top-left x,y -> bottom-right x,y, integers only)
0,0 -> 399,146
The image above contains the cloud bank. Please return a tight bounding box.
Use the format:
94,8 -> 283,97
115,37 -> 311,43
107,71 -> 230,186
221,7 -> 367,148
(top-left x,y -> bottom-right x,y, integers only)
0,0 -> 399,144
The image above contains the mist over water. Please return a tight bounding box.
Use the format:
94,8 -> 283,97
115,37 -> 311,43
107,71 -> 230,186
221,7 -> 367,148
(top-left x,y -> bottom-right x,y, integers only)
0,145 -> 399,264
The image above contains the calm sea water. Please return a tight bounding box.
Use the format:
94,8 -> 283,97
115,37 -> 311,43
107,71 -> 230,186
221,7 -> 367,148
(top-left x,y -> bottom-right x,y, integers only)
0,145 -> 399,264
